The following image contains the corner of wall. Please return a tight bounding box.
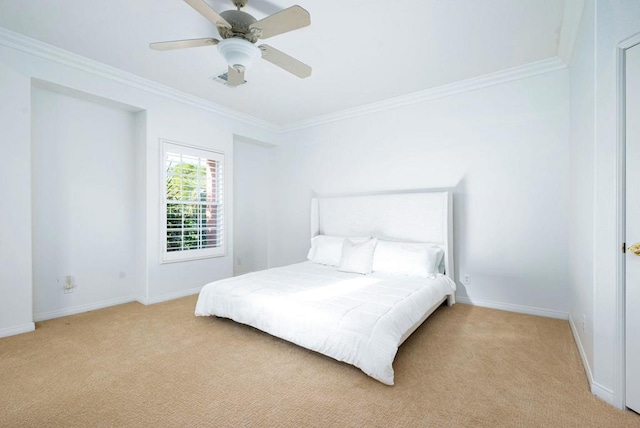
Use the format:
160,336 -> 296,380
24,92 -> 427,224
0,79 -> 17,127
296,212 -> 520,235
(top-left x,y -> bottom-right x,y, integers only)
0,61 -> 34,335
134,110 -> 149,303
558,0 -> 587,65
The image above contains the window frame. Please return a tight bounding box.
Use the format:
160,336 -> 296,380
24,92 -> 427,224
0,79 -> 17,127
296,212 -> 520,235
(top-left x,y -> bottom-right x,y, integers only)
160,139 -> 226,263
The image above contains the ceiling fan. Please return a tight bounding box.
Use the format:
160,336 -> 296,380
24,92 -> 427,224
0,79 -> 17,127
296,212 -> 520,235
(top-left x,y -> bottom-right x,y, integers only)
150,0 -> 311,86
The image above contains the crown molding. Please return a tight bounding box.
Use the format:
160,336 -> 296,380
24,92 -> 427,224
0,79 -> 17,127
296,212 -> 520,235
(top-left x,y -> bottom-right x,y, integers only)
0,27 -> 567,135
0,27 -> 280,133
279,57 -> 567,132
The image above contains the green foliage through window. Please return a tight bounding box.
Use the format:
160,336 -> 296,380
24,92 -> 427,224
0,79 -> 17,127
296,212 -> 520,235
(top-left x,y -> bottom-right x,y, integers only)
164,149 -> 224,255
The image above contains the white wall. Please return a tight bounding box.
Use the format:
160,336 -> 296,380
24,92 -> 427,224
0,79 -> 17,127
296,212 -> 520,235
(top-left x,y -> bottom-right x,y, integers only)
270,70 -> 571,317
233,138 -> 272,275
0,62 -> 33,337
593,0 -> 640,405
0,32 -> 278,334
568,0 -> 596,397
143,102 -> 235,301
31,87 -> 140,319
568,0 -> 640,407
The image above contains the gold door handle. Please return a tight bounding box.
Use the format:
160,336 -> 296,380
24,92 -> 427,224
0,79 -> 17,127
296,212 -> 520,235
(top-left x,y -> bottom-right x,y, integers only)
629,243 -> 640,256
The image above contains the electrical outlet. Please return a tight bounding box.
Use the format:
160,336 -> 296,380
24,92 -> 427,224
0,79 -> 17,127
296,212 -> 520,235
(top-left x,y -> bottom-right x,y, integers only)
237,257 -> 243,266
63,275 -> 74,293
462,274 -> 471,286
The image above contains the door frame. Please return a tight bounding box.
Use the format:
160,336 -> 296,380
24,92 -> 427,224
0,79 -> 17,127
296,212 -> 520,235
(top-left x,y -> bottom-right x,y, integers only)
616,32 -> 640,411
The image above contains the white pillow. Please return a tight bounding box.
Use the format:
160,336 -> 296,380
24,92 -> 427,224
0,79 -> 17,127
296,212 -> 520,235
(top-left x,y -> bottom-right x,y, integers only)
372,240 -> 443,277
308,235 -> 369,266
337,238 -> 378,275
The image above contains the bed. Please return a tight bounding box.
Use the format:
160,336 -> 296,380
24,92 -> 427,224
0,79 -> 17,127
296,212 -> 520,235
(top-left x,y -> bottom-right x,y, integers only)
195,191 -> 456,385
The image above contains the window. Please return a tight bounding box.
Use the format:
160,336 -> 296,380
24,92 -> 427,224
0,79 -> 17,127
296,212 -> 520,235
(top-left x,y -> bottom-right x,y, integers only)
161,140 -> 225,262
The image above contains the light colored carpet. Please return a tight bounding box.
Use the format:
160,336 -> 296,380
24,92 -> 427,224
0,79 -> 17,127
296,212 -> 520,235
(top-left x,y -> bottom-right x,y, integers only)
0,296 -> 638,427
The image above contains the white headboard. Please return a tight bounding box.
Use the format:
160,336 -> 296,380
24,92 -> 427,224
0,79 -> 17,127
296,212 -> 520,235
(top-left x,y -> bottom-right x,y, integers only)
310,191 -> 454,281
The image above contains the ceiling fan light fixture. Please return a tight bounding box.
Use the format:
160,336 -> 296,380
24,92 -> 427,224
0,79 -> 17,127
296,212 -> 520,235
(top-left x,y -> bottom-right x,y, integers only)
217,38 -> 261,70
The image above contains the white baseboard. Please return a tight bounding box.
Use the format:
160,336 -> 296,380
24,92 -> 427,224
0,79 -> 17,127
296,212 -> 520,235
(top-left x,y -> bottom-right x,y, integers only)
455,295 -> 569,319
568,314 -> 594,385
137,286 -> 202,306
568,314 -> 617,406
591,382 -> 615,405
0,322 -> 35,338
31,287 -> 202,321
34,296 -> 136,322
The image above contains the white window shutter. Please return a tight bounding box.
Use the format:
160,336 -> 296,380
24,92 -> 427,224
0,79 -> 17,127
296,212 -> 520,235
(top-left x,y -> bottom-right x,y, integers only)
161,140 -> 225,262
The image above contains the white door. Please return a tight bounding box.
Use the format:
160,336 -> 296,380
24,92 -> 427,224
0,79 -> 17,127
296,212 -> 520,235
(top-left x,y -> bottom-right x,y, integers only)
626,41 -> 640,414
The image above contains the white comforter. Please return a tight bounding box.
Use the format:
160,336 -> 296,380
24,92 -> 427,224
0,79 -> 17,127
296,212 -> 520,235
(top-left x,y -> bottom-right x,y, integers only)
195,262 -> 456,385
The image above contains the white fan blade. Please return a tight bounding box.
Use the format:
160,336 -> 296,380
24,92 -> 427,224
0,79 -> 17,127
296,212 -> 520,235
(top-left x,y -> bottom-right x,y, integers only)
149,38 -> 219,51
184,0 -> 232,29
250,5 -> 310,40
227,66 -> 245,87
259,44 -> 311,78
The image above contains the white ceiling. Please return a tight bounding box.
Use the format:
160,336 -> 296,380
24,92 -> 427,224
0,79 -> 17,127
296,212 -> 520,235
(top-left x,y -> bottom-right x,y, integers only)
0,0 -> 570,126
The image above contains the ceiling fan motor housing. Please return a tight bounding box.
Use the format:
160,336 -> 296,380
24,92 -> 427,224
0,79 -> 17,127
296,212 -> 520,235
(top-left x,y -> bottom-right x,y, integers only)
219,10 -> 260,42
